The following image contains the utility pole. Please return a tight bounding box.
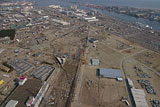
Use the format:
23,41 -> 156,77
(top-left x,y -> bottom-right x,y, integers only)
53,8 -> 54,17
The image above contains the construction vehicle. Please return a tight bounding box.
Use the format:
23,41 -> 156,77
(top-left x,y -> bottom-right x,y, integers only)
83,56 -> 86,64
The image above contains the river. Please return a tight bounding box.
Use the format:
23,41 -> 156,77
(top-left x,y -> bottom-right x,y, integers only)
29,0 -> 160,32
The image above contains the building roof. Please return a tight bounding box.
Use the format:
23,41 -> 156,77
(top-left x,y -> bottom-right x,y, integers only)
91,59 -> 100,65
31,65 -> 55,80
98,68 -> 122,78
127,78 -> 135,88
131,88 -> 148,107
7,59 -> 34,74
5,100 -> 18,107
26,96 -> 34,105
20,76 -> 27,80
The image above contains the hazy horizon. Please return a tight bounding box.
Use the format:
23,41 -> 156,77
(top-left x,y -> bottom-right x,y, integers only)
29,0 -> 160,9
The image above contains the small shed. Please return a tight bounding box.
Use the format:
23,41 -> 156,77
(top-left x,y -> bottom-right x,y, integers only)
91,59 -> 100,66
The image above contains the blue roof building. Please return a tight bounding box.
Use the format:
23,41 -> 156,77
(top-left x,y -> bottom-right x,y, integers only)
97,68 -> 122,78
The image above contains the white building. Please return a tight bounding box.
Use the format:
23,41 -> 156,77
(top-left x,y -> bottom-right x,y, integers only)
82,16 -> 99,22
49,5 -> 62,9
26,96 -> 35,106
19,76 -> 27,85
52,19 -> 70,25
91,59 -> 100,66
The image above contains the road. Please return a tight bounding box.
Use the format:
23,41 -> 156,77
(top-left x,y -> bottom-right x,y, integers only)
120,49 -> 146,107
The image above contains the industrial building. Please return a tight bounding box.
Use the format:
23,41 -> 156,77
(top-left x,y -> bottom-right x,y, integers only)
49,5 -> 62,9
131,88 -> 148,107
82,16 -> 99,22
91,59 -> 100,66
52,19 -> 70,25
97,68 -> 122,79
127,78 -> 149,107
31,65 -> 55,80
7,59 -> 34,74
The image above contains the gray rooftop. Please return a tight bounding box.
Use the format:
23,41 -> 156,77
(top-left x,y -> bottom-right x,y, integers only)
31,65 -> 55,80
7,59 -> 34,74
5,100 -> 18,107
131,88 -> 148,107
98,68 -> 122,78
91,59 -> 100,66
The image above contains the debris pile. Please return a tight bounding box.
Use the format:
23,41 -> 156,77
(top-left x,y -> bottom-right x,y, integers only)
137,80 -> 156,95
138,73 -> 150,78
134,66 -> 151,78
151,100 -> 160,107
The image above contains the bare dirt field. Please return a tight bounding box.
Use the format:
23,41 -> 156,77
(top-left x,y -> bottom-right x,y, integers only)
71,33 -> 129,107
71,29 -> 160,107
44,59 -> 79,107
134,50 -> 160,73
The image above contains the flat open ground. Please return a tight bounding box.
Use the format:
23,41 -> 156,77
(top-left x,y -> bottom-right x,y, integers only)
71,33 -> 129,107
134,50 -> 160,73
71,30 -> 160,107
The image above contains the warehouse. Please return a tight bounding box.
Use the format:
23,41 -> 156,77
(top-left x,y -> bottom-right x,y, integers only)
31,65 -> 55,80
97,68 -> 122,79
82,16 -> 99,22
52,19 -> 70,25
131,88 -> 148,107
127,78 -> 149,107
7,59 -> 34,74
